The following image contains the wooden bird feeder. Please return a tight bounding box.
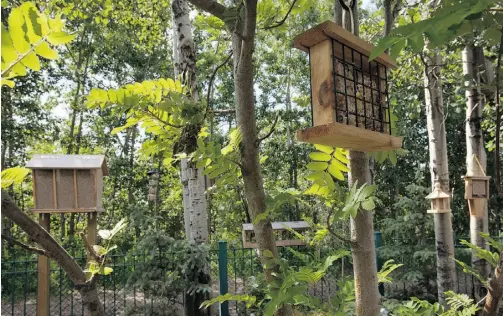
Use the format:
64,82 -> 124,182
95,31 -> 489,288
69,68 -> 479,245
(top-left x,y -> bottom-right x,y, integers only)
26,154 -> 108,213
425,183 -> 451,214
293,21 -> 403,152
463,176 -> 490,200
26,154 -> 107,316
242,221 -> 309,248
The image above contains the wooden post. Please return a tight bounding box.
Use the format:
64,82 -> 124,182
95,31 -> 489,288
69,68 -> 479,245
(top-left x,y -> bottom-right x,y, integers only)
87,212 -> 97,262
37,213 -> 50,316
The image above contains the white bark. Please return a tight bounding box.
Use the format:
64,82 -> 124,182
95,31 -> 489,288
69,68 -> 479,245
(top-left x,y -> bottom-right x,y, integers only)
463,45 -> 490,295
424,46 -> 457,305
173,0 -> 208,244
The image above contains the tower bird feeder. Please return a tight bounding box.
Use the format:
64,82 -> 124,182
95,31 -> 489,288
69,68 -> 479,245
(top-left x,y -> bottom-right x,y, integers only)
425,183 -> 451,214
293,21 -> 403,152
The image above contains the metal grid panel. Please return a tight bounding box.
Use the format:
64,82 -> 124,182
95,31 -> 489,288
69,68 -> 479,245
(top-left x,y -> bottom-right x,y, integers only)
331,38 -> 392,135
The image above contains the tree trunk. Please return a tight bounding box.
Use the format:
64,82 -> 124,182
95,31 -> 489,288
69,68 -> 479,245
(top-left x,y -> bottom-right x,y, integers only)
1,190 -> 105,316
462,44 -> 490,298
348,151 -> 380,316
424,35 -> 457,304
172,1 -> 210,315
335,3 -> 380,315
482,251 -> 503,316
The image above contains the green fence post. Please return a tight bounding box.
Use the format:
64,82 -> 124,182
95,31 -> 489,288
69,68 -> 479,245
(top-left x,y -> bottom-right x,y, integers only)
374,231 -> 384,296
218,240 -> 229,316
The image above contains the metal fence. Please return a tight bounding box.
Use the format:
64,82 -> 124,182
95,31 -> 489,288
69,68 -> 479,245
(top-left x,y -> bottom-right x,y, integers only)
0,236 -> 493,316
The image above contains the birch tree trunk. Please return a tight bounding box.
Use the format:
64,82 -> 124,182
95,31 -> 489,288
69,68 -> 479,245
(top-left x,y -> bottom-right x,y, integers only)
172,1 -> 210,315
423,25 -> 457,303
172,0 -> 209,244
336,3 -> 380,315
462,44 -> 490,298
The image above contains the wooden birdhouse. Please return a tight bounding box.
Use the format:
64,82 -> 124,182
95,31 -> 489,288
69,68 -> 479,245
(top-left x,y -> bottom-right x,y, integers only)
242,221 -> 309,248
425,183 -> 451,214
293,21 -> 403,152
26,154 -> 108,213
463,176 -> 490,200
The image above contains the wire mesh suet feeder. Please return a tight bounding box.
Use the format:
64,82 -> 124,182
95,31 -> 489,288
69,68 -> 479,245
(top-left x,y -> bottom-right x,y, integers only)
425,183 -> 451,214
293,21 -> 403,152
147,170 -> 159,202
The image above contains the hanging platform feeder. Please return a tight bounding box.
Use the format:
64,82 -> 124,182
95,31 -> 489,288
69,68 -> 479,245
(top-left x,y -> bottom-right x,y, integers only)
293,21 -> 403,152
242,221 -> 310,248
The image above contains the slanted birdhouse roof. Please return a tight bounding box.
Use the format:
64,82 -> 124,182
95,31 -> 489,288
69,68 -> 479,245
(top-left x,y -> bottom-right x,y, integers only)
425,183 -> 450,200
293,20 -> 397,69
26,154 -> 108,176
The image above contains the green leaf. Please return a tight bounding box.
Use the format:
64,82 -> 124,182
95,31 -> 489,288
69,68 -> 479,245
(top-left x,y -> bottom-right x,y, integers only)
309,152 -> 331,162
314,144 -> 334,154
328,163 -> 344,181
98,230 -> 111,240
361,199 -> 375,211
263,250 -> 274,258
20,51 -> 40,71
101,267 -> 113,275
92,245 -> 107,256
389,38 -> 406,60
370,36 -> 401,61
389,150 -> 397,165
1,167 -> 30,188
47,31 -> 76,45
407,33 -> 424,53
34,41 -> 58,59
9,6 -> 30,54
1,78 -> 15,87
306,162 -> 328,171
306,171 -> 324,181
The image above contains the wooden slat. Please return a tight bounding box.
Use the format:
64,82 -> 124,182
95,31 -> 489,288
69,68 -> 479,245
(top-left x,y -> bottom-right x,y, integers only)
310,40 -> 336,126
242,221 -> 310,231
243,239 -> 308,249
32,171 -> 37,209
294,20 -> 397,69
73,169 -> 79,208
31,208 -> 100,214
296,122 -> 402,152
37,214 -> 50,316
52,170 -> 57,209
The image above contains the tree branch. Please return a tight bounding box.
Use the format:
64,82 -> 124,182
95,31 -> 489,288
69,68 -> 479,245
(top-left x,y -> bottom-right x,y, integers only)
1,234 -> 47,257
263,0 -> 298,30
79,232 -> 101,262
1,189 -> 87,283
257,113 -> 280,144
186,0 -> 227,22
326,208 -> 356,246
203,51 -> 233,122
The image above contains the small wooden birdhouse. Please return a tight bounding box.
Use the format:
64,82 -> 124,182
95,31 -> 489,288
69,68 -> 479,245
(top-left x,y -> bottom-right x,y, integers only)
293,21 -> 403,152
463,176 -> 490,200
26,154 -> 108,213
425,183 -> 451,214
242,221 -> 309,248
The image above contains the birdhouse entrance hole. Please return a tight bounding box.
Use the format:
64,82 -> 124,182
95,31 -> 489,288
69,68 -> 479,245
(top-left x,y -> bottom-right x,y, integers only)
294,21 -> 403,152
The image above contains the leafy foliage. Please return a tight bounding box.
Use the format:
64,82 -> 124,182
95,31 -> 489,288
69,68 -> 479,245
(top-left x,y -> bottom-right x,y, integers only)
396,291 -> 479,315
1,167 -> 30,189
1,2 -> 75,87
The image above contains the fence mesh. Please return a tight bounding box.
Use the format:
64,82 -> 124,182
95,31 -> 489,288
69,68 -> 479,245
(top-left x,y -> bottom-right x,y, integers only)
1,240 -> 483,316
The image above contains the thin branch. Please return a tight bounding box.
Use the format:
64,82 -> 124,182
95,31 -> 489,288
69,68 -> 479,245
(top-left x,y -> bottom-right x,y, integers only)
79,232 -> 101,262
1,234 -> 47,257
263,0 -> 298,30
144,109 -> 184,129
326,208 -> 356,246
211,109 -> 235,115
203,51 -> 233,122
257,113 -> 280,144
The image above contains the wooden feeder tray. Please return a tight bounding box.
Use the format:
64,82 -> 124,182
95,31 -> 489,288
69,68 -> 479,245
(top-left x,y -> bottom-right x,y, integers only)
242,221 -> 309,249
296,122 -> 402,152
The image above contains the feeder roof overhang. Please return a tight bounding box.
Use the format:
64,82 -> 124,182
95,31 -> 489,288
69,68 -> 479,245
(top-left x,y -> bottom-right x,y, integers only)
425,183 -> 450,200
242,221 -> 310,231
293,20 -> 397,70
26,154 -> 108,176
